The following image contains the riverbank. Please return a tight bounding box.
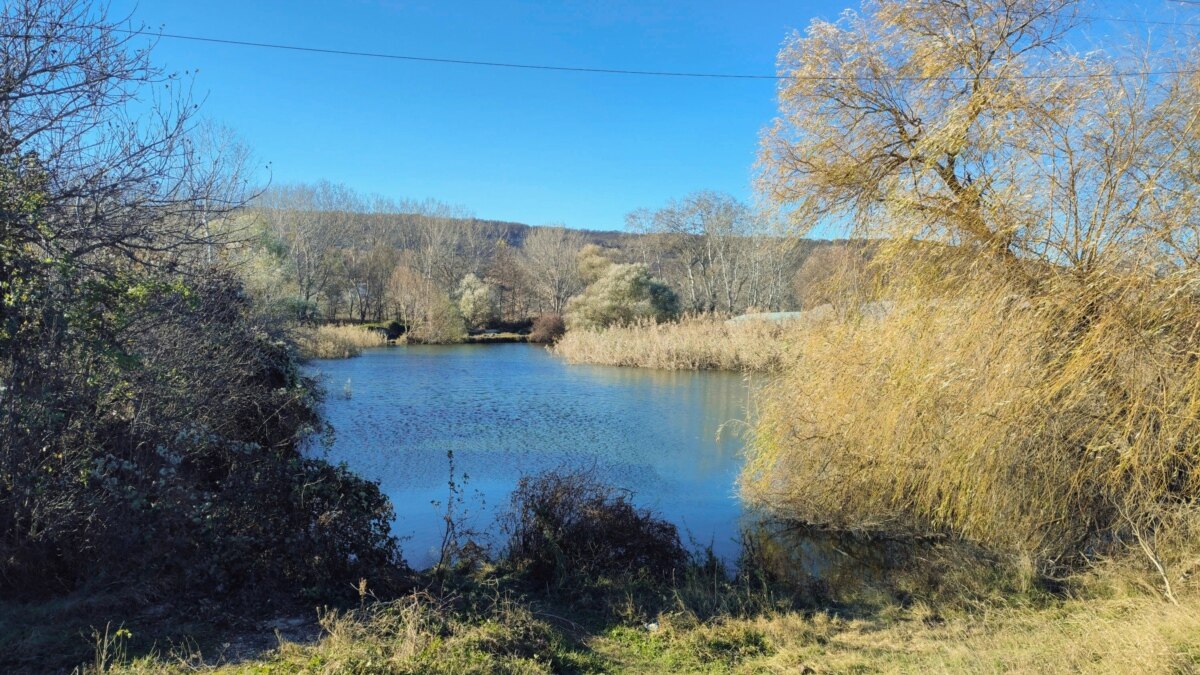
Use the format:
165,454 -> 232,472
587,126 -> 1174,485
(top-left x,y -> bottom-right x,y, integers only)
463,331 -> 528,344
79,575 -> 1200,673
37,465 -> 1200,673
553,316 -> 799,372
295,325 -> 534,358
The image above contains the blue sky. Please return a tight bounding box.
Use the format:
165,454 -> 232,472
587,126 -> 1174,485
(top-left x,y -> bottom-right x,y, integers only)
112,1 -> 1196,231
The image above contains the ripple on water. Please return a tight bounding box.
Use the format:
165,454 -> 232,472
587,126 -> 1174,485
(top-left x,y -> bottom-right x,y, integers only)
305,344 -> 749,567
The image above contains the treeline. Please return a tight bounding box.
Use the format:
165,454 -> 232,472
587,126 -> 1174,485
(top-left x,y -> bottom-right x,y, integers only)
233,184 -> 830,338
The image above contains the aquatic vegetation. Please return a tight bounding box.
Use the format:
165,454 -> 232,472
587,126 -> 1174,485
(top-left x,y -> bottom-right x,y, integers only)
554,315 -> 800,371
294,324 -> 389,359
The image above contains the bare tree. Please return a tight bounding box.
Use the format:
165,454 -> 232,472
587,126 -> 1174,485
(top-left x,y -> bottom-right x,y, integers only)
519,226 -> 586,314
629,191 -> 758,314
488,239 -> 533,319
0,0 -> 249,268
257,181 -> 358,316
186,121 -> 258,263
402,201 -> 481,291
745,227 -> 804,311
343,243 -> 398,321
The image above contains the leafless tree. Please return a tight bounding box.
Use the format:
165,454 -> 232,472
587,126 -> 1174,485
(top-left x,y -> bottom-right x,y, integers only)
257,181 -> 358,315
488,239 -> 533,319
629,191 -> 759,314
519,226 -> 586,314
0,0 -> 251,269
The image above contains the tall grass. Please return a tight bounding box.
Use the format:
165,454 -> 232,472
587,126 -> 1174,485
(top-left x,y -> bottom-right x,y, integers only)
88,591 -> 595,674
95,588 -> 1200,673
553,315 -> 804,372
294,324 -> 389,359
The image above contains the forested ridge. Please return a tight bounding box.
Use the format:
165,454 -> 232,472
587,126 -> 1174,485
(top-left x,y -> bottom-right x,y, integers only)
231,186 -> 838,329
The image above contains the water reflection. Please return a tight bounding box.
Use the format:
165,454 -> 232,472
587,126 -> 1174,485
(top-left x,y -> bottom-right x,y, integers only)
306,344 -> 752,567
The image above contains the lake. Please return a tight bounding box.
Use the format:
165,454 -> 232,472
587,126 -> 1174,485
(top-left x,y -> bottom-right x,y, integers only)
307,343 -> 751,567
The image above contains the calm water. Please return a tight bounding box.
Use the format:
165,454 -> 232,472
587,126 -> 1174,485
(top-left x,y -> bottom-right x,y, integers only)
306,344 -> 751,567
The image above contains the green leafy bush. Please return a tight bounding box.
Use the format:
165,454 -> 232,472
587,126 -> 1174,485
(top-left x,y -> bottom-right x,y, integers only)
456,273 -> 499,331
565,263 -> 679,330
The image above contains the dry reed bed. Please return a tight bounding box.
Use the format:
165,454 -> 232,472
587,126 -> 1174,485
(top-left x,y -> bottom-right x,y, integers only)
743,265 -> 1200,586
294,324 -> 389,359
553,316 -> 805,372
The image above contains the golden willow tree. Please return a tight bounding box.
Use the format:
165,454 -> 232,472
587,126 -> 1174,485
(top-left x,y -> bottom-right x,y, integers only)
747,0 -> 1200,591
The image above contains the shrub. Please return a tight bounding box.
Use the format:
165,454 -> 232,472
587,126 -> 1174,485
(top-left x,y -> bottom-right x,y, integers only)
409,293 -> 467,344
492,318 -> 534,334
456,273 -> 498,331
363,320 -> 406,340
564,263 -> 678,330
1,272 -> 406,599
528,314 -> 566,344
503,470 -> 687,585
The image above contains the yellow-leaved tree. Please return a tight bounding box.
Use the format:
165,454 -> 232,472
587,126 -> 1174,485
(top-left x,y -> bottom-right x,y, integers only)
747,0 -> 1200,593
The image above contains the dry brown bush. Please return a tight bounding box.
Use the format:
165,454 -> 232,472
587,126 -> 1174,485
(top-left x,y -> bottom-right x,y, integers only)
528,313 -> 566,344
502,470 -> 687,585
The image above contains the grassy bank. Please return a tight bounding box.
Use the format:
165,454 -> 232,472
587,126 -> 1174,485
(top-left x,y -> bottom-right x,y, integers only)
86,581 -> 1200,673
553,316 -> 801,372
295,325 -> 533,357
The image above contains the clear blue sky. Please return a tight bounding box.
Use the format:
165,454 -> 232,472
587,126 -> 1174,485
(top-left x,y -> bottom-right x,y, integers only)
111,1 -> 1196,231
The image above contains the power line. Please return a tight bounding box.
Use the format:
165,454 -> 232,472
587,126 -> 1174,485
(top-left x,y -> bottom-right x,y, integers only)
9,12 -> 1199,83
1077,12 -> 1200,27
120,28 -> 785,80
106,27 -> 1196,82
